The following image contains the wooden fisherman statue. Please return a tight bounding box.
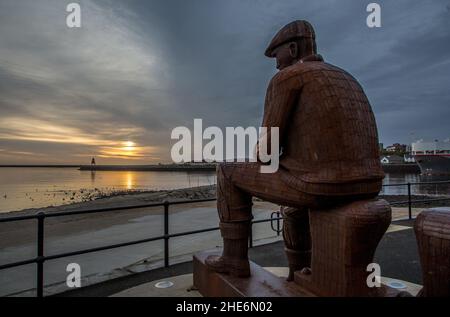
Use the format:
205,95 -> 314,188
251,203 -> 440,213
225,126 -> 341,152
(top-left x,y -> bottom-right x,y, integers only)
205,20 -> 385,279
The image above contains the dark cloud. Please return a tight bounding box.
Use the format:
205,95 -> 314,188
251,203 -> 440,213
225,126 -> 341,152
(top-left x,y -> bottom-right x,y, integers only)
0,0 -> 449,163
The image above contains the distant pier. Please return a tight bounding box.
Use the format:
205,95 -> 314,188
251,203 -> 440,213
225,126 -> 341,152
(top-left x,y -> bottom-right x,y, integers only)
79,164 -> 217,172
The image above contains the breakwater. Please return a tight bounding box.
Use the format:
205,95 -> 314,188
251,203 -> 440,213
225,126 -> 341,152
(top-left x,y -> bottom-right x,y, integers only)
79,164 -> 217,171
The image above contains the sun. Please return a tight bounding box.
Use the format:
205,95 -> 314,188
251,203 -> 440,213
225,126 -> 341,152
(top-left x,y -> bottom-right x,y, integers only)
123,141 -> 135,152
99,141 -> 148,159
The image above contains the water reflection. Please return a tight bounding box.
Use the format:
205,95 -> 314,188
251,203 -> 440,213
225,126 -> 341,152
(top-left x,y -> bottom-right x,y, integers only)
0,168 -> 218,212
414,175 -> 450,196
381,173 -> 450,195
90,170 -> 96,184
126,172 -> 134,190
187,171 -> 216,188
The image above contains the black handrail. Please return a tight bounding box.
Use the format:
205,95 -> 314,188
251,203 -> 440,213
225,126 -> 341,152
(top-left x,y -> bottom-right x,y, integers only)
0,180 -> 448,297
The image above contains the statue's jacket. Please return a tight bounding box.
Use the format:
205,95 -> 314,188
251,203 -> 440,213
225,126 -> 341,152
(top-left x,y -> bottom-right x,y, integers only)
262,54 -> 384,196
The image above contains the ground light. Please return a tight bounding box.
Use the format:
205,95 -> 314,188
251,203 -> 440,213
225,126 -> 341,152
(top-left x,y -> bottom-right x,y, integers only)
387,280 -> 407,289
154,281 -> 174,289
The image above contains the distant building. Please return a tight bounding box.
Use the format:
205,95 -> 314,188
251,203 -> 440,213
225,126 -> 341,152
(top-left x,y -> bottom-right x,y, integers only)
380,155 -> 404,164
385,143 -> 407,153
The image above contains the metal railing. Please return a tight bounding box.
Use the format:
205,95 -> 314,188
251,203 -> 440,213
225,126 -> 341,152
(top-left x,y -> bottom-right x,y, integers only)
0,180 -> 449,297
382,180 -> 450,219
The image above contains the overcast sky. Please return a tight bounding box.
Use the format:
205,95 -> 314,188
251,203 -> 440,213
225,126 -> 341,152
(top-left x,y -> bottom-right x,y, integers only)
0,0 -> 449,164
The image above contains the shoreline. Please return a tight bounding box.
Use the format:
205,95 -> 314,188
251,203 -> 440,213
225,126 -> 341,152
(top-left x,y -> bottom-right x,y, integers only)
0,185 -> 217,217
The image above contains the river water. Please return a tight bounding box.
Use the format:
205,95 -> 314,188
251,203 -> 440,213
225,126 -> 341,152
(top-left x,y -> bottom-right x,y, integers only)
0,168 -> 449,213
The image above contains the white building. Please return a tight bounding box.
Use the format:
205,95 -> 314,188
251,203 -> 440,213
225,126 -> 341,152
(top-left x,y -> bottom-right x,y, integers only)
380,155 -> 404,164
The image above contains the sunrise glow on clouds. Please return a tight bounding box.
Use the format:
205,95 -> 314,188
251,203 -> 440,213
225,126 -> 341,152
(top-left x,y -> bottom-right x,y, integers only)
0,0 -> 167,164
0,0 -> 449,164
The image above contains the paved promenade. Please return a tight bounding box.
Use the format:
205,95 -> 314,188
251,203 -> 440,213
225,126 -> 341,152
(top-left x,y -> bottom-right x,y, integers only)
58,218 -> 421,297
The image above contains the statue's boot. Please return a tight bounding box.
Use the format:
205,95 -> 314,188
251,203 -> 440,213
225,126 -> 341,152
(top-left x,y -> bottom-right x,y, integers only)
281,207 -> 311,281
205,221 -> 250,277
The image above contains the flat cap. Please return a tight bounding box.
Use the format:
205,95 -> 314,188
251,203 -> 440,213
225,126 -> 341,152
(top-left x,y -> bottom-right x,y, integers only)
265,20 -> 315,58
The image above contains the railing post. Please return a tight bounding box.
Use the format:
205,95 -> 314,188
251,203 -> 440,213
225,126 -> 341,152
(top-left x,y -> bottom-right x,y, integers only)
164,201 -> 169,268
36,212 -> 45,298
248,222 -> 253,249
276,211 -> 281,236
407,182 -> 412,220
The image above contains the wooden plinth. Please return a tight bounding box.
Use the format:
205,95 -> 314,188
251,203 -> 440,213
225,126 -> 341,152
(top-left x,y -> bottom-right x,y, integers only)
294,199 -> 392,296
193,250 -> 407,297
415,208 -> 450,297
193,250 -> 313,297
